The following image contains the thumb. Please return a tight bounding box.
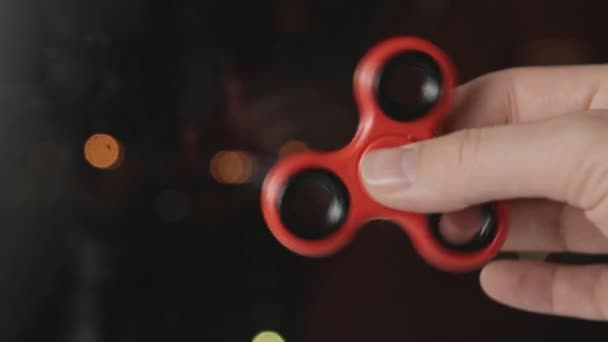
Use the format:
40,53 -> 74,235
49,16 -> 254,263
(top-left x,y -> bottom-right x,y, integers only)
359,112 -> 608,217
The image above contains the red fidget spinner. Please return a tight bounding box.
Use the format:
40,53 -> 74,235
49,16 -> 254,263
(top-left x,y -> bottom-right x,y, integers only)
260,36 -> 509,272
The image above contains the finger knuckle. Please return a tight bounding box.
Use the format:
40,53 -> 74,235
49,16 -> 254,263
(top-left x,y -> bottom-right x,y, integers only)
470,67 -> 526,123
562,113 -> 608,213
454,127 -> 484,171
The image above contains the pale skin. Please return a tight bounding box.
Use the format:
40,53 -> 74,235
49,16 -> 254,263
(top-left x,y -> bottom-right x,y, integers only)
359,64 -> 608,321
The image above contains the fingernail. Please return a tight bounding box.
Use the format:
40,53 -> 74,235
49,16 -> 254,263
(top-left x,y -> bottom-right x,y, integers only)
360,146 -> 417,188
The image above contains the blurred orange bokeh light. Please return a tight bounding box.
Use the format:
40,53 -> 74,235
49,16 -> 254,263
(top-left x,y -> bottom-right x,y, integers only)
84,133 -> 124,170
278,140 -> 308,158
210,150 -> 255,184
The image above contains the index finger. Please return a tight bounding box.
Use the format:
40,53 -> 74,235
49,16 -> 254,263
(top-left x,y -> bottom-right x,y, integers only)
445,64 -> 608,130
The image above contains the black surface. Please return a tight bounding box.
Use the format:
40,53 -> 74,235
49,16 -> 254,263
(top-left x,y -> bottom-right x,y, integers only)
279,168 -> 350,240
375,51 -> 443,122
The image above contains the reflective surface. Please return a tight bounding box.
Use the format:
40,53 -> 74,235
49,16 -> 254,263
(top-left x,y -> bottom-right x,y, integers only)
279,169 -> 349,240
1,0 -> 608,341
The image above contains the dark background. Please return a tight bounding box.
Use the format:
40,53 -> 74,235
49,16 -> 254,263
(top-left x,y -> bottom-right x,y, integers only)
1,0 -> 607,341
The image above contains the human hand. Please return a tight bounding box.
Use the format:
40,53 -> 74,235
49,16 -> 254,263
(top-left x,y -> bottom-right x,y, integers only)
359,65 -> 608,321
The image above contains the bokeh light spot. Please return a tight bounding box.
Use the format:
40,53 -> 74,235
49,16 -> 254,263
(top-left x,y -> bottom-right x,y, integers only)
278,140 -> 308,158
210,150 -> 255,184
84,133 -> 124,170
252,331 -> 285,342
